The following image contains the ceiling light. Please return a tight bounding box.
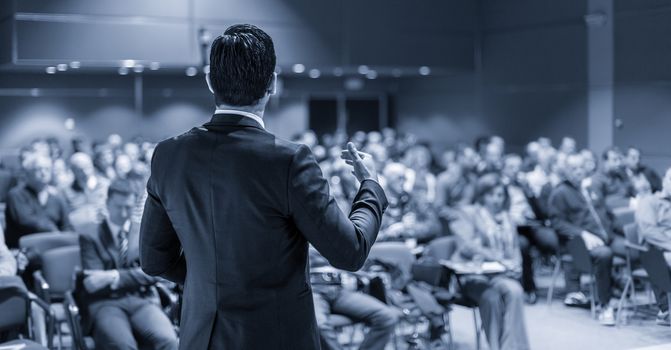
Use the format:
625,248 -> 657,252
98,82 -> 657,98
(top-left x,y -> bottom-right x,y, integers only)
57,64 -> 68,72
122,60 -> 136,68
309,69 -> 321,79
69,61 -> 81,69
366,70 -> 378,79
185,67 -> 198,76
45,66 -> 56,74
149,62 -> 160,70
292,64 -> 305,74
333,67 -> 343,77
133,64 -> 144,73
419,66 -> 431,76
357,65 -> 369,74
118,67 -> 129,75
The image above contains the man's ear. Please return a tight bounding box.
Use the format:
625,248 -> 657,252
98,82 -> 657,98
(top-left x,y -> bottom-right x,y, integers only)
205,73 -> 215,95
268,72 -> 277,96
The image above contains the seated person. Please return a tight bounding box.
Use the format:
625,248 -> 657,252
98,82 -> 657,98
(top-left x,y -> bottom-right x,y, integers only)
635,167 -> 671,326
0,225 -> 18,277
309,247 -> 398,350
435,161 -> 475,222
379,163 -> 441,244
591,147 -> 634,211
79,179 -> 177,350
63,152 -> 110,224
449,174 -> 530,350
502,154 -> 559,303
4,153 -> 72,248
549,153 -> 617,325
625,147 -> 662,193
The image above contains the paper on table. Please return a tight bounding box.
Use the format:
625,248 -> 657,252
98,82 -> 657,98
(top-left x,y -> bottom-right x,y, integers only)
480,261 -> 506,273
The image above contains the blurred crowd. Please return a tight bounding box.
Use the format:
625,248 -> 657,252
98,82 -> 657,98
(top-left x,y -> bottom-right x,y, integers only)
0,127 -> 669,350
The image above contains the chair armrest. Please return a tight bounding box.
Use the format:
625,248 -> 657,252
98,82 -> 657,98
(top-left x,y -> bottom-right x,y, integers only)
625,241 -> 649,252
28,292 -> 54,350
32,270 -> 51,303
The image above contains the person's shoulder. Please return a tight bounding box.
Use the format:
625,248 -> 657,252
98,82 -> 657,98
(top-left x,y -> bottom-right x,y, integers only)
7,184 -> 27,199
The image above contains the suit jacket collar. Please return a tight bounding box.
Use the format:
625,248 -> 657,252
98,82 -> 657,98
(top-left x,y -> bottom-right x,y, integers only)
204,113 -> 265,130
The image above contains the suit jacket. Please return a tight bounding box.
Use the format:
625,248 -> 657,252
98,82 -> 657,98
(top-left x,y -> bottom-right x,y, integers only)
4,184 -> 72,248
140,114 -> 388,350
79,219 -> 159,332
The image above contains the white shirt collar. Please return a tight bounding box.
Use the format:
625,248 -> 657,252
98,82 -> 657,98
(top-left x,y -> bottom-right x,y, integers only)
214,109 -> 265,129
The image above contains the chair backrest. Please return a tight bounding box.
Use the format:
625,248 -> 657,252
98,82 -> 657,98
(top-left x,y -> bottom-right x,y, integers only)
367,242 -> 416,278
19,232 -> 79,256
623,222 -> 640,245
423,236 -> 459,261
566,236 -> 593,274
0,276 -> 29,332
0,169 -> 15,203
640,246 -> 671,293
613,207 -> 635,227
41,246 -> 81,296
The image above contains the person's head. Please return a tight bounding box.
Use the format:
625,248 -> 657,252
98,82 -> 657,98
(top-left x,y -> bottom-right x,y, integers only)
560,137 -> 576,155
536,146 -> 556,171
206,24 -> 277,109
580,149 -> 597,175
663,168 -> 671,197
457,146 -> 480,170
403,144 -> 432,170
474,173 -> 508,213
114,154 -> 132,178
22,153 -> 53,191
69,152 -> 95,183
563,153 -> 586,187
383,162 -> 407,195
106,179 -> 137,226
93,145 -> 115,170
365,142 -> 389,170
367,131 -> 382,145
484,141 -> 504,170
502,154 -> 523,181
123,142 -> 140,162
602,146 -> 623,174
625,147 -> 641,170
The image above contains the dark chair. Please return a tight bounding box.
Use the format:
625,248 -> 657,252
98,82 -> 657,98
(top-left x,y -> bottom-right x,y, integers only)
566,236 -> 599,318
546,252 -> 573,306
0,275 -> 54,349
32,246 -> 81,349
616,223 -> 650,325
19,232 -> 79,260
367,242 -> 427,349
639,245 -> 671,329
423,237 -> 481,350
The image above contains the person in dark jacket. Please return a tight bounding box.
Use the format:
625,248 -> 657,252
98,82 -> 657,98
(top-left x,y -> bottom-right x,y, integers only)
139,24 -> 387,350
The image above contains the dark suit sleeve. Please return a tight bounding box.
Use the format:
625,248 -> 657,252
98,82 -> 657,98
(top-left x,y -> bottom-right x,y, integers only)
289,145 -> 388,271
139,153 -> 186,285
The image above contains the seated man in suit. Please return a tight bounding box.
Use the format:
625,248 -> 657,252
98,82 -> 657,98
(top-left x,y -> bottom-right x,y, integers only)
635,167 -> 671,326
4,153 -> 72,248
79,179 -> 177,350
310,247 -> 398,350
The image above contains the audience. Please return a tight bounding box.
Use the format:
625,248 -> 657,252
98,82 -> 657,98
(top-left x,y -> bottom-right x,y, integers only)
1,126 -> 668,348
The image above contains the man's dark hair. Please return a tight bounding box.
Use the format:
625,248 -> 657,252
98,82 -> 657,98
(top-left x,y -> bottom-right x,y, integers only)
107,178 -> 136,200
601,146 -> 621,160
209,24 -> 276,106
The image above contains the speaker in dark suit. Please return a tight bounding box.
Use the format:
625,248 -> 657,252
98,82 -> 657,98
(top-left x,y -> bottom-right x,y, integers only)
139,24 -> 388,350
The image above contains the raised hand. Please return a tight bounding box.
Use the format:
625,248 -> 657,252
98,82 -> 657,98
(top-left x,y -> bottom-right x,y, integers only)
340,142 -> 378,183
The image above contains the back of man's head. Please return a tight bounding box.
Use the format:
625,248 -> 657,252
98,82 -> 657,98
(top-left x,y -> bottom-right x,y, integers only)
209,24 -> 276,106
